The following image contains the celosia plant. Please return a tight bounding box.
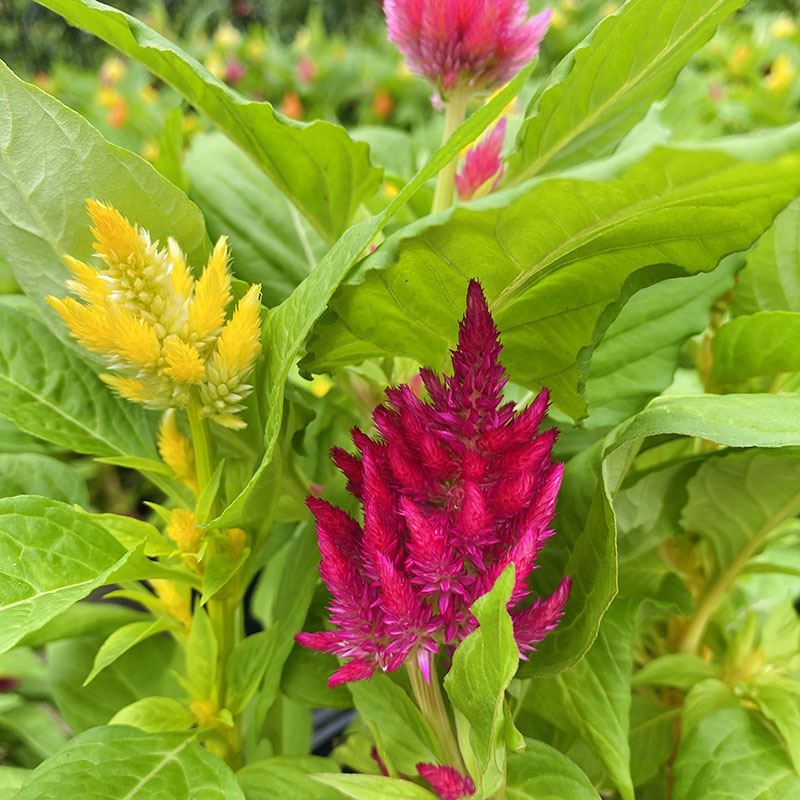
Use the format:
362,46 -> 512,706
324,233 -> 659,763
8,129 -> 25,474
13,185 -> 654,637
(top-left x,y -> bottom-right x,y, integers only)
298,280 -> 571,686
48,199 -> 262,430
455,117 -> 507,200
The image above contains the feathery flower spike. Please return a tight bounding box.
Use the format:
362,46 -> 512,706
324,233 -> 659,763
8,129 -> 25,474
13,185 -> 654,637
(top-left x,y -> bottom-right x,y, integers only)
48,201 -> 262,429
297,280 -> 571,687
417,763 -> 475,800
455,117 -> 507,201
384,0 -> 551,95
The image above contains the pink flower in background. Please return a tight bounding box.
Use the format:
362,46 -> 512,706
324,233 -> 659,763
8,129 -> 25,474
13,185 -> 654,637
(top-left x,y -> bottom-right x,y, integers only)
296,281 -> 571,687
417,763 -> 475,800
455,117 -> 507,201
224,58 -> 247,84
384,0 -> 551,94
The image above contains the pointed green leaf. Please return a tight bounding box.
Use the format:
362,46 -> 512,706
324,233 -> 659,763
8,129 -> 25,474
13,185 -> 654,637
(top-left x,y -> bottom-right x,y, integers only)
312,774 -> 438,800
84,618 -> 171,685
110,696 -> 194,733
225,629 -> 280,715
632,654 -> 718,690
186,607 -> 217,700
505,739 -> 599,800
236,757 -> 341,800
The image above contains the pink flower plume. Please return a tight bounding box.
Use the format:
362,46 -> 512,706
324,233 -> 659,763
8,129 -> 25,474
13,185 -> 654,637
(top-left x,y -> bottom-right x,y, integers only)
297,280 -> 570,686
417,763 -> 475,800
384,0 -> 551,94
455,118 -> 507,201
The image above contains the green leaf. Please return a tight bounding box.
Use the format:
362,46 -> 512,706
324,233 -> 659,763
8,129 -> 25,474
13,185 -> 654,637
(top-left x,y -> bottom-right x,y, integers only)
225,629 -> 280,715
735,197 -> 800,315
506,0 -> 745,182
14,726 -> 244,800
673,708 -> 800,800
311,774 -> 438,800
745,678 -> 800,774
0,496 -> 144,654
0,454 -> 88,506
47,634 -> 183,732
305,147 -> 800,420
84,618 -> 171,685
186,606 -> 217,700
0,61 -> 207,326
710,311 -> 800,388
236,757 -> 341,800
0,701 -> 69,761
0,766 -> 29,795
681,449 -> 800,576
348,673 -> 441,776
110,696 -> 195,733
35,0 -> 380,243
527,599 -> 636,800
632,654 -> 718,691
280,645 -> 352,710
587,263 -> 737,427
505,739 -> 600,800
444,565 -> 517,796
0,304 -> 155,459
628,699 -> 679,789
185,133 -> 326,307
91,513 -> 173,558
204,65 -> 536,528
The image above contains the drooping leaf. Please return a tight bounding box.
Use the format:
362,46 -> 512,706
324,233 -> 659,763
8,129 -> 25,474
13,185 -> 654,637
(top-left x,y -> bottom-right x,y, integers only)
710,311 -> 800,388
526,599 -> 636,800
673,708 -> 800,800
505,739 -> 600,800
505,0 -> 745,182
35,0 -> 381,243
0,61 -> 207,326
184,133 -> 326,307
734,197 -> 800,315
304,147 -> 800,420
13,726 -> 244,800
348,673 -> 441,776
0,496 -> 144,654
236,756 -> 341,800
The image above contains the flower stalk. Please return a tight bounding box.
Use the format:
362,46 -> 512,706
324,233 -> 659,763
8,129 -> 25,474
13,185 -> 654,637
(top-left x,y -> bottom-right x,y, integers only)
432,86 -> 470,214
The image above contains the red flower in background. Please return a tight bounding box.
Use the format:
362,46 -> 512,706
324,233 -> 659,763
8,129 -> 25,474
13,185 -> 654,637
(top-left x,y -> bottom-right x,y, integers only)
417,763 -> 475,799
383,0 -> 550,94
455,117 -> 507,200
297,281 -> 570,687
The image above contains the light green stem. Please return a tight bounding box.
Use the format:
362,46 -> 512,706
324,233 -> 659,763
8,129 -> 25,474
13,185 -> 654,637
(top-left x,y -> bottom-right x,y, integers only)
431,86 -> 471,214
407,661 -> 465,772
187,399 -> 213,499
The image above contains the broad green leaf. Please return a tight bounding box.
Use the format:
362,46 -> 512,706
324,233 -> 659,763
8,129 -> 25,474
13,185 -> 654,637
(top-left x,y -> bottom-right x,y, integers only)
520,464 -> 617,679
0,61 -> 207,325
587,263 -> 737,427
210,61 -> 536,528
444,565 -> 517,796
91,513 -> 173,558
505,0 -> 745,182
110,696 -> 195,733
673,708 -> 800,800
681,449 -> 800,577
200,547 -> 250,605
0,701 -> 69,761
0,766 -> 29,795
280,645 -> 352,710
505,739 -> 599,800
0,454 -> 88,506
185,133 -> 326,307
348,673 -> 441,776
312,774 -> 438,800
236,757 -> 341,800
186,606 -> 217,700
628,699 -> 679,789
35,0 -> 380,243
527,599 -> 636,800
84,618 -> 171,685
0,304 -> 155,458
681,679 -> 737,736
225,629 -> 280,715
18,602 -> 145,648
710,311 -> 800,388
304,147 -> 800,420
745,679 -> 800,774
735,197 -> 800,315
14,726 -> 244,800
759,596 -> 800,664
632,654 -> 717,690
0,496 -> 144,654
47,634 -> 183,732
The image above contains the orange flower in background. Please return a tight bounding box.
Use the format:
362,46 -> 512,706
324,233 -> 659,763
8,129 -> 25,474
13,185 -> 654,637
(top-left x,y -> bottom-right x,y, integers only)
109,99 -> 128,129
372,89 -> 395,119
281,91 -> 304,120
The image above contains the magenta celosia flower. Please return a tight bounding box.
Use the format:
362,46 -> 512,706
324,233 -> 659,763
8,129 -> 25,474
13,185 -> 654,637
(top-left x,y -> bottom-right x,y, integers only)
296,281 -> 571,687
384,0 -> 551,94
417,763 -> 475,800
455,118 -> 507,201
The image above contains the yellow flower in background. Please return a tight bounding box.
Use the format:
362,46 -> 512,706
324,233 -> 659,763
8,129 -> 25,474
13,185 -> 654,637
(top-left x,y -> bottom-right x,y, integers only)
214,21 -> 242,49
167,508 -> 203,554
245,39 -> 267,62
204,53 -> 226,80
139,85 -> 159,104
771,14 -> 797,40
158,409 -> 198,494
100,56 -> 127,86
766,53 -> 794,92
48,201 -> 262,429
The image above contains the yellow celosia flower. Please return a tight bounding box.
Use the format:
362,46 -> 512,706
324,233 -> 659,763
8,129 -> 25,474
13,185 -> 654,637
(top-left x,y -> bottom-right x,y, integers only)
766,53 -> 794,92
227,528 -> 247,561
213,21 -> 241,49
47,201 -> 263,428
100,56 -> 127,86
771,14 -> 797,40
158,409 -> 198,494
151,579 -> 192,628
167,508 -> 203,554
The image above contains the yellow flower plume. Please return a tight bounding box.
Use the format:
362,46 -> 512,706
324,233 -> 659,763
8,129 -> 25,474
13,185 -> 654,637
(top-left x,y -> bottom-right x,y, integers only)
157,409 -> 198,494
48,201 -> 263,429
